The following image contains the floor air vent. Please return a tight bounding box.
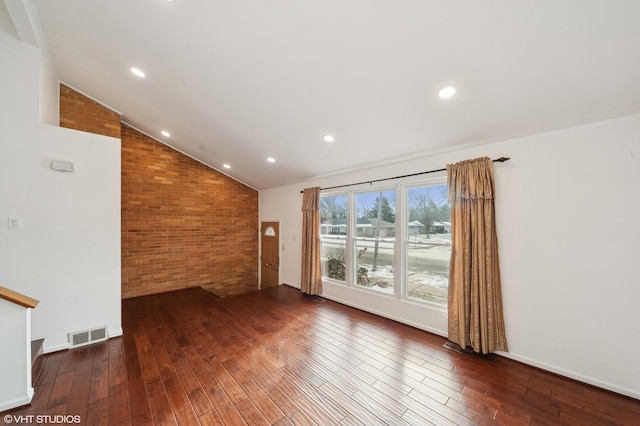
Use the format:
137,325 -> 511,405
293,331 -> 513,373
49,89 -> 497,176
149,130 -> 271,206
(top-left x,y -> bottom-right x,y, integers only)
69,326 -> 108,348
308,295 -> 325,303
443,341 -> 474,354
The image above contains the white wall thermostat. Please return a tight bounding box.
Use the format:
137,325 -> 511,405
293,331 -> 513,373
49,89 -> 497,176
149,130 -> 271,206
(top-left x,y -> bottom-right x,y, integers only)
51,160 -> 75,172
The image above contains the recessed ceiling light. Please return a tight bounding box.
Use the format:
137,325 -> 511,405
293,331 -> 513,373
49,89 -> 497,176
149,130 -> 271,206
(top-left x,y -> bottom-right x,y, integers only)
223,164 -> 231,169
130,67 -> 145,78
438,86 -> 456,99
161,130 -> 170,137
267,157 -> 276,163
323,134 -> 335,143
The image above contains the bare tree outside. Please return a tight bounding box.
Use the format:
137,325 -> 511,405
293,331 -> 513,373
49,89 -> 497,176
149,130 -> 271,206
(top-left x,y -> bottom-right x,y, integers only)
321,196 -> 347,221
409,185 -> 449,237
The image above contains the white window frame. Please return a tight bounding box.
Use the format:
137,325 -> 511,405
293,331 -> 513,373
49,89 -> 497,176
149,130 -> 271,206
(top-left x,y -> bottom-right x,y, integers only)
320,175 -> 449,307
352,185 -> 399,297
319,192 -> 350,285
404,177 -> 450,306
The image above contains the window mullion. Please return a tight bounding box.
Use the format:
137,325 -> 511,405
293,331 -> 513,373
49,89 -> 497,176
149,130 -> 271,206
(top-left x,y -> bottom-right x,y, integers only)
395,184 -> 405,300
346,191 -> 355,287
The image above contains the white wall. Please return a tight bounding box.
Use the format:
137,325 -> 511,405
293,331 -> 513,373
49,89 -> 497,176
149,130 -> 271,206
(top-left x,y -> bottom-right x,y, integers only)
0,1 -> 122,353
260,113 -> 640,399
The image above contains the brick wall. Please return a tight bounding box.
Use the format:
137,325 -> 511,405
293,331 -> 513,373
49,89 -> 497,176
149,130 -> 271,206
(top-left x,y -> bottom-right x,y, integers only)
59,85 -> 259,299
59,84 -> 121,138
120,124 -> 259,298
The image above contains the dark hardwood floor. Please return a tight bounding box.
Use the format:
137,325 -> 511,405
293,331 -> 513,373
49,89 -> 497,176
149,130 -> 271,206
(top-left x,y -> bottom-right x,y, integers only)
4,285 -> 640,425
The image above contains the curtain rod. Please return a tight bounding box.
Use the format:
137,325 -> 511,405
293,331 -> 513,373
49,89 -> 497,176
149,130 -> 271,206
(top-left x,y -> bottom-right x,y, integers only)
300,157 -> 510,193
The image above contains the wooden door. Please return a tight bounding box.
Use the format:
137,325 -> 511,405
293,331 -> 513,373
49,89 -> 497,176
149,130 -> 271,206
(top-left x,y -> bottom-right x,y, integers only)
260,221 -> 280,288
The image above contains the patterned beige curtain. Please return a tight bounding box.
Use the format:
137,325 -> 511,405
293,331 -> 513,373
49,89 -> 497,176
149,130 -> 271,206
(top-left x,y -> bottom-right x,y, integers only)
447,157 -> 508,354
301,187 -> 323,295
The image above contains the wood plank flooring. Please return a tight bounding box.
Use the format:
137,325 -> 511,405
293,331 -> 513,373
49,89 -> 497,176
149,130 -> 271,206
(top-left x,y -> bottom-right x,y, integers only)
4,285 -> 640,425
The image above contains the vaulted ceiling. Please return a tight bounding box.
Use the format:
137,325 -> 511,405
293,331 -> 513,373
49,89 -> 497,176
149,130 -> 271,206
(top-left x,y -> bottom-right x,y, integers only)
33,0 -> 640,189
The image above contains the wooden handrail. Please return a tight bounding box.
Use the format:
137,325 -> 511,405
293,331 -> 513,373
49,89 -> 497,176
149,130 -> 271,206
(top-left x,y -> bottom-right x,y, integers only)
0,285 -> 39,309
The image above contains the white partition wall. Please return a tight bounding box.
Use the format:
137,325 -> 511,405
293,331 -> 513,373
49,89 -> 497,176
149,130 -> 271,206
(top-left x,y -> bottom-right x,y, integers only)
0,1 -> 122,355
0,298 -> 34,411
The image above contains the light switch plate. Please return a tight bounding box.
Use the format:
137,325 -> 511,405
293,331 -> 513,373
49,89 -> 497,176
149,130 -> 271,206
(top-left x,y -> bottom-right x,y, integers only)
8,216 -> 23,229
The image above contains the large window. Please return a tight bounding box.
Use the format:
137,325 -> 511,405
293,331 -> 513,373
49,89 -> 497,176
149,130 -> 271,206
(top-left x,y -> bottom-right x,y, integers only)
406,184 -> 451,304
320,179 -> 450,305
355,189 -> 396,294
320,195 -> 347,283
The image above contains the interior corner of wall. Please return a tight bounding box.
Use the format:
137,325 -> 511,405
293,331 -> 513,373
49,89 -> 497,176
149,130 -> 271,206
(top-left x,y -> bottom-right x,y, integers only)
282,281 -> 301,289
43,341 -> 70,355
4,0 -> 40,48
109,327 -> 123,339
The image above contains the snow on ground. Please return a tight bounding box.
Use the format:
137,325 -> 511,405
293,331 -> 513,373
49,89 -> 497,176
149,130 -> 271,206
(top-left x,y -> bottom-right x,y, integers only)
359,265 -> 449,302
416,275 -> 448,289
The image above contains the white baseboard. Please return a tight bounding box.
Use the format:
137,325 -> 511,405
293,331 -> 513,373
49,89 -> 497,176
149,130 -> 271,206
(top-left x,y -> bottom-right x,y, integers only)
497,351 -> 640,400
0,389 -> 33,412
43,326 -> 123,354
282,281 -> 300,289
